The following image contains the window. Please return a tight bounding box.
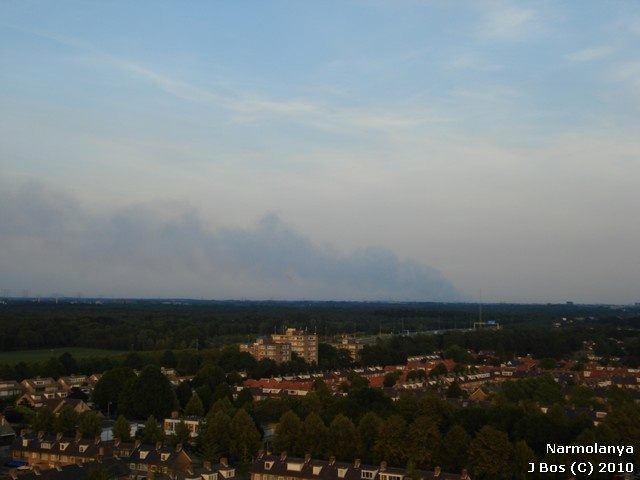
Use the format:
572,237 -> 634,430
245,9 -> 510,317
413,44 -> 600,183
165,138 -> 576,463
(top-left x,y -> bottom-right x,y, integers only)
362,471 -> 375,479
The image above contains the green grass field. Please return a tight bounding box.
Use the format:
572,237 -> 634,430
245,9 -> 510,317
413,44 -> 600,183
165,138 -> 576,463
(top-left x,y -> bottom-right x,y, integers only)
0,348 -> 127,365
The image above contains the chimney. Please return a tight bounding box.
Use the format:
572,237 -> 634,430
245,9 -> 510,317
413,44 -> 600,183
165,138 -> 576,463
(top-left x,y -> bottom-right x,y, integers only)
280,451 -> 287,462
20,429 -> 28,437
56,432 -> 63,441
54,462 -> 63,471
171,410 -> 179,419
175,443 -> 183,453
156,441 -> 162,450
257,449 -> 265,459
304,453 -> 311,464
203,461 -> 212,471
329,456 -> 336,466
354,459 -> 361,469
95,436 -> 101,445
37,431 -> 44,439
380,462 -> 387,472
75,430 -> 82,442
220,457 -> 229,467
134,439 -> 142,449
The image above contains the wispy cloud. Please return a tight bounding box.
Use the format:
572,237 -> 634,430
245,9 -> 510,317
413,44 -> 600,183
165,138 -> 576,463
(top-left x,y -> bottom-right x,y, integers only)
567,46 -> 612,63
479,5 -> 537,40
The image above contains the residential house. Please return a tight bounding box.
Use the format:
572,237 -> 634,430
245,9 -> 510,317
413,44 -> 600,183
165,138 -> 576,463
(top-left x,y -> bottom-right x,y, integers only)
0,380 -> 22,399
249,452 -> 458,480
163,412 -> 205,439
1,413 -> 16,446
12,431 -> 114,469
7,458 -> 130,480
11,433 -> 223,480
127,441 -> 192,479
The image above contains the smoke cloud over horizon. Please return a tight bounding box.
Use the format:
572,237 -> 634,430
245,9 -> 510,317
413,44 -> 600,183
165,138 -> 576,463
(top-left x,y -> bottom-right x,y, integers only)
1,182 -> 461,301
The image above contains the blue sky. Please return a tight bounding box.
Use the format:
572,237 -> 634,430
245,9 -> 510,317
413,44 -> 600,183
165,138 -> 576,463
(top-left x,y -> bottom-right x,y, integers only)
1,1 -> 639,303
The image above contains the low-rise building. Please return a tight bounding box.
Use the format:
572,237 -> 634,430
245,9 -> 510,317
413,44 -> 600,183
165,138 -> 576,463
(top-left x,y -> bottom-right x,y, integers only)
241,337 -> 292,364
163,412 -> 205,438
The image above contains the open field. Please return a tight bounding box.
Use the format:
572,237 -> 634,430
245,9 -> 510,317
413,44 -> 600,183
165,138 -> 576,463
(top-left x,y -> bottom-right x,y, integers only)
0,348 -> 127,365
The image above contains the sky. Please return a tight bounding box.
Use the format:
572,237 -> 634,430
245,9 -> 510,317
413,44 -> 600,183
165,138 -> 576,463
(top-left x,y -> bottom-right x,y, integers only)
1,1 -> 639,304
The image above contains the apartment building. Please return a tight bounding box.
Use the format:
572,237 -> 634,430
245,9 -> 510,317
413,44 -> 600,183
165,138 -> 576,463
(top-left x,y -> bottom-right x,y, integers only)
271,328 -> 318,365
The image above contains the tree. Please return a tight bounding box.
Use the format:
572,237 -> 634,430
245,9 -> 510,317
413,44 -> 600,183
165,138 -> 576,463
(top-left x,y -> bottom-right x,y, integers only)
429,363 -> 448,378
407,415 -> 441,468
468,425 -> 513,480
54,405 -> 79,436
539,357 -> 557,370
160,350 -> 178,368
272,411 -> 302,456
253,358 -> 279,379
123,352 -> 144,370
92,367 -> 136,411
112,414 -> 132,442
171,421 -> 191,448
383,371 -> 402,388
79,411 -> 103,439
446,381 -> 464,399
175,381 -> 193,409
209,397 -> 235,417
300,412 -> 328,458
199,410 -> 232,462
59,352 -> 78,375
118,365 -> 177,420
512,440 -> 536,480
32,406 -> 55,434
440,425 -> 470,472
193,364 -> 226,391
374,415 -> 408,466
184,393 -> 205,417
140,415 -> 164,444
357,412 -> 382,463
568,385 -> 597,408
406,369 -> 426,381
601,403 -> 640,464
229,409 -> 261,463
328,414 -> 359,461
235,388 -> 254,409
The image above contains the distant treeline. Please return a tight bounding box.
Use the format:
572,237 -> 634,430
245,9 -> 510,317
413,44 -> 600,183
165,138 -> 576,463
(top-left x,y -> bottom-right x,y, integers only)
0,320 -> 638,384
1,300 -> 637,352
